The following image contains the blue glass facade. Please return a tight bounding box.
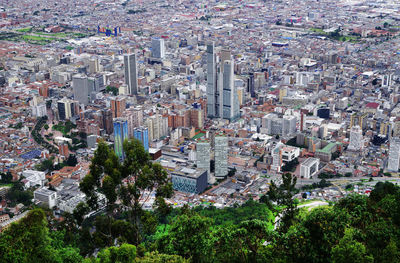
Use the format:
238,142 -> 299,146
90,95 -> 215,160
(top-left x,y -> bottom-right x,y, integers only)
113,119 -> 129,160
134,127 -> 149,152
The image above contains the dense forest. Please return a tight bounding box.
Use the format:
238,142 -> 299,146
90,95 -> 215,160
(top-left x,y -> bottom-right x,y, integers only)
1,139 -> 399,263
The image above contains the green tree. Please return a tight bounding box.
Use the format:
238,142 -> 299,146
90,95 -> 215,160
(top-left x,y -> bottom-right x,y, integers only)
80,139 -> 172,245
215,219 -> 274,263
268,173 -> 298,232
158,212 -> 214,263
381,239 -> 400,263
0,209 -> 59,263
97,243 -> 136,263
331,228 -> 373,263
136,251 -> 188,263
0,171 -> 12,183
369,181 -> 399,203
6,181 -> 33,205
66,154 -> 78,166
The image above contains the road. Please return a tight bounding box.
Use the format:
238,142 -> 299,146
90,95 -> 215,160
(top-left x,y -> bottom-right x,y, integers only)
274,201 -> 329,230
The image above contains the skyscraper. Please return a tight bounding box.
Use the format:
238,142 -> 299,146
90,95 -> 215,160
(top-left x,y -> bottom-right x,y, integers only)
214,133 -> 228,179
134,127 -> 149,152
387,138 -> 400,172
73,74 -> 90,105
206,42 -> 219,118
151,38 -> 165,59
348,125 -> 363,151
113,118 -> 129,160
222,60 -> 240,121
124,53 -> 138,95
196,139 -> 210,182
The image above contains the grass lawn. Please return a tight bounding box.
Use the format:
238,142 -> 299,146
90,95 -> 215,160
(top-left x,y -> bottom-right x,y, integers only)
33,32 -> 68,37
16,27 -> 32,32
310,28 -> 326,34
52,121 -> 76,136
23,35 -> 49,41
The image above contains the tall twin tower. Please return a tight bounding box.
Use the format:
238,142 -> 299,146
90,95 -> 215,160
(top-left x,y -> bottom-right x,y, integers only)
206,42 -> 240,121
124,53 -> 138,95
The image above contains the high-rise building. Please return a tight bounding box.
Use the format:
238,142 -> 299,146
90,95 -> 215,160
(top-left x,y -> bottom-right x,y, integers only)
134,127 -> 149,152
145,114 -> 168,141
271,142 -> 284,172
214,133 -> 228,179
110,96 -> 126,118
387,138 -> 400,172
102,109 -> 114,135
32,103 -> 47,118
59,143 -> 69,158
73,74 -> 90,105
263,113 -> 297,136
124,53 -> 138,95
348,125 -> 363,151
350,112 -> 368,130
87,74 -> 105,92
189,108 -> 204,129
222,60 -> 240,121
88,58 -> 100,74
125,107 -> 144,137
196,139 -> 211,182
206,42 -> 220,118
57,98 -> 78,120
237,87 -> 244,106
113,118 -> 129,160
151,38 -> 165,59
220,49 -> 231,64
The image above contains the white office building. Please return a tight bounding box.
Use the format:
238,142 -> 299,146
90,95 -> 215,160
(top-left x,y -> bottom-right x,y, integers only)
387,138 -> 400,172
196,139 -> 211,182
214,133 -> 228,179
72,74 -> 89,105
300,158 -> 320,179
151,38 -> 165,59
34,188 -> 57,209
